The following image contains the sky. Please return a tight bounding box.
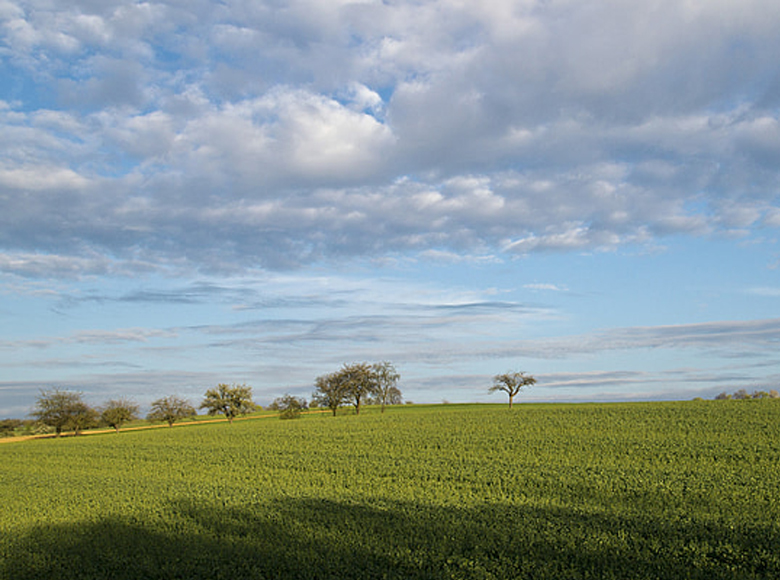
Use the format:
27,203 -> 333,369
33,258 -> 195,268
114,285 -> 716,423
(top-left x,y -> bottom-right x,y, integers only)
2,0 -> 780,417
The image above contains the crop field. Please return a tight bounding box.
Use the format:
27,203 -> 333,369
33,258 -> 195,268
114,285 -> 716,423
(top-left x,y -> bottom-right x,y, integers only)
1,401 -> 779,579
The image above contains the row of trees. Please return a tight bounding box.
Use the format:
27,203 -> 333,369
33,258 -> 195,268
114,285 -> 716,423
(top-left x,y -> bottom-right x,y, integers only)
26,363 -> 406,435
714,389 -> 780,400
25,365 -> 534,436
29,384 -> 260,436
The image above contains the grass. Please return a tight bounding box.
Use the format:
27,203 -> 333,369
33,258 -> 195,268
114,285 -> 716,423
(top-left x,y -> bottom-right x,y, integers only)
1,401 -> 779,579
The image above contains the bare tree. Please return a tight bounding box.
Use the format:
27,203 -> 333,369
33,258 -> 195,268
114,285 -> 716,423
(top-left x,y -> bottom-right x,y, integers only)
372,361 -> 401,413
489,371 -> 536,409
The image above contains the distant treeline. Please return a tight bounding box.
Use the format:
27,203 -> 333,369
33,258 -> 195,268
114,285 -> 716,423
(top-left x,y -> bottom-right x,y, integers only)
0,418 -> 40,437
714,389 -> 779,400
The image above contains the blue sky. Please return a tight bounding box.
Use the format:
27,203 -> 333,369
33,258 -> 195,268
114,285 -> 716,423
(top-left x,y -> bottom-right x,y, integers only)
2,0 -> 780,417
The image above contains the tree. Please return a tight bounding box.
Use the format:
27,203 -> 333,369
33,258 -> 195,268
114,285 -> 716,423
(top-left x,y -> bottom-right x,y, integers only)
314,362 -> 402,416
30,389 -> 98,436
387,386 -> 403,405
344,363 -> 374,415
339,362 -> 376,415
313,371 -> 349,416
489,371 -> 536,409
147,396 -> 196,427
0,419 -> 22,438
372,361 -> 401,413
200,383 -> 257,423
270,394 -> 308,420
69,404 -> 99,435
100,399 -> 139,433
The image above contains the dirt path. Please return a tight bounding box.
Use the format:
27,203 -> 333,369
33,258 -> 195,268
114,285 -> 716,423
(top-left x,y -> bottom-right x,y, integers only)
0,409 -> 330,444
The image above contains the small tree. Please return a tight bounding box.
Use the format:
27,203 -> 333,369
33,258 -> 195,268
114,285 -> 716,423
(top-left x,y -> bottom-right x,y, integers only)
270,394 -> 308,420
147,396 -> 196,427
372,361 -> 401,413
70,404 -> 99,435
31,389 -> 98,436
341,362 -> 376,415
313,371 -> 349,416
200,383 -> 257,424
489,371 -> 536,409
386,386 -> 403,405
100,399 -> 139,433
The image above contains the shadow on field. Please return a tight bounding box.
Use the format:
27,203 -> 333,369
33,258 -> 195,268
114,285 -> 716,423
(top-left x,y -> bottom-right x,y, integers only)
3,497 -> 778,580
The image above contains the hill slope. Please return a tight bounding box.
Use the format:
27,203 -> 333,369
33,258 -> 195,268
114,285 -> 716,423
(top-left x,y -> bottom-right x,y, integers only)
1,402 -> 779,579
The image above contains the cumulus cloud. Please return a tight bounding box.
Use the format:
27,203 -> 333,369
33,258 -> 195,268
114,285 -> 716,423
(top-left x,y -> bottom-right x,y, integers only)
0,0 -> 778,277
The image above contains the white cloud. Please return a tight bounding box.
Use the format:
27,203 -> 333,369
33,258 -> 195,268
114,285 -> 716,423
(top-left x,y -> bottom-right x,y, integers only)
746,287 -> 780,298
0,166 -> 89,191
524,283 -> 568,292
0,327 -> 178,349
344,82 -> 384,115
0,0 -> 778,276
269,90 -> 395,180
0,251 -> 158,279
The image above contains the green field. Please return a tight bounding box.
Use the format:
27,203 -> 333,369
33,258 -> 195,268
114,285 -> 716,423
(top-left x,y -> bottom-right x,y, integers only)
1,402 -> 779,579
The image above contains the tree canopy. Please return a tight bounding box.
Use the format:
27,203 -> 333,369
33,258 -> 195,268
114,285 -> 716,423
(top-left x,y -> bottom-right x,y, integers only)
489,371 -> 536,409
200,383 -> 257,423
341,362 -> 376,415
269,394 -> 308,419
147,396 -> 196,427
100,399 -> 139,433
715,389 -> 780,400
314,362 -> 402,416
371,361 -> 401,413
30,389 -> 97,436
313,371 -> 350,416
